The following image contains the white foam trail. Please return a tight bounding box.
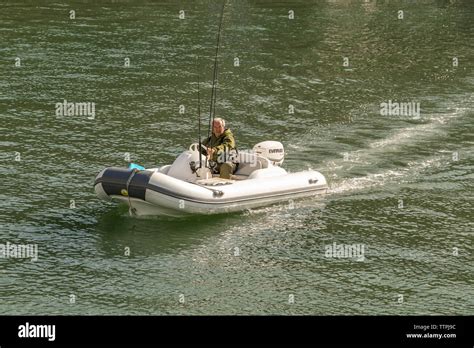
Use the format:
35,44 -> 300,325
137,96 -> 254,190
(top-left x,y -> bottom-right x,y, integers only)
369,119 -> 441,150
368,106 -> 468,150
368,123 -> 436,149
329,171 -> 402,194
329,154 -> 447,194
288,102 -> 469,197
317,105 -> 469,194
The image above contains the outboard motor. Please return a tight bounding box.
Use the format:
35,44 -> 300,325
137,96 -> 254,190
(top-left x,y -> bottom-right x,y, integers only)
253,141 -> 285,166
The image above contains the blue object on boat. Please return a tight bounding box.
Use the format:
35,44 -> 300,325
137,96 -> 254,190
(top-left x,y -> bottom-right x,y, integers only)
128,163 -> 145,171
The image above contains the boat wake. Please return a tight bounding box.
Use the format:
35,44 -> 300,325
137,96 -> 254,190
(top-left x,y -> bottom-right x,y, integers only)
328,154 -> 447,195
367,106 -> 468,150
296,102 -> 471,196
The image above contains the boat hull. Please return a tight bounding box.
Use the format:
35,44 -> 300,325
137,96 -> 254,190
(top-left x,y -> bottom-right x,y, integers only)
94,167 -> 328,217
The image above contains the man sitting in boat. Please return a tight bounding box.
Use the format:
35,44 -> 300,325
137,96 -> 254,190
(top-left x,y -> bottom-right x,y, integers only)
202,118 -> 237,179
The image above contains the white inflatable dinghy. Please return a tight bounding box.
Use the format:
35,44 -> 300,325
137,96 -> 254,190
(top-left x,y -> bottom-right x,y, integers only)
94,141 -> 328,217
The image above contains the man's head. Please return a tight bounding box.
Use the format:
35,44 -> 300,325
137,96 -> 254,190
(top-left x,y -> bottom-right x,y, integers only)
212,118 -> 226,136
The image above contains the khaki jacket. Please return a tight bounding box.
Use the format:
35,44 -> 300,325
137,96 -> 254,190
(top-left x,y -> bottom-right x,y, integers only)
202,128 -> 236,162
